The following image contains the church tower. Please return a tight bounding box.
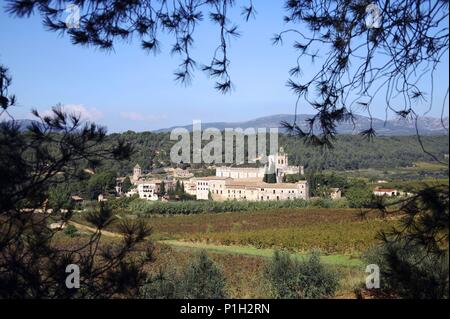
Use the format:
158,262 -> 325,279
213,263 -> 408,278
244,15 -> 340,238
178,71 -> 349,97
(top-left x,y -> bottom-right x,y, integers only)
133,164 -> 142,181
277,147 -> 288,168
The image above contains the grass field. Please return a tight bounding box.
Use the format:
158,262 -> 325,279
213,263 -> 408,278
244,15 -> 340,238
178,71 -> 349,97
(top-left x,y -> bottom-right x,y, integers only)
162,240 -> 364,267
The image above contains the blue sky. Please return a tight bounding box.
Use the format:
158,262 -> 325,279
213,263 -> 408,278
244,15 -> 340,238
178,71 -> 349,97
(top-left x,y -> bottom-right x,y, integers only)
0,1 -> 448,132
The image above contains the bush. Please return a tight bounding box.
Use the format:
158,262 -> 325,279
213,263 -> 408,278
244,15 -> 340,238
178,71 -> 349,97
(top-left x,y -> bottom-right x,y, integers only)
180,251 -> 227,299
107,195 -> 139,210
63,224 -> 78,237
129,198 -> 348,215
363,243 -> 449,299
346,185 -> 373,208
139,252 -> 227,299
139,269 -> 181,299
264,251 -> 339,299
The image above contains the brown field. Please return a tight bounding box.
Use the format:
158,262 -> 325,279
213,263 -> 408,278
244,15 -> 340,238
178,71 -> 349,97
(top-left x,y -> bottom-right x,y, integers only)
137,208 -> 394,255
61,208 -> 397,298
144,208 -> 370,235
51,233 -> 365,298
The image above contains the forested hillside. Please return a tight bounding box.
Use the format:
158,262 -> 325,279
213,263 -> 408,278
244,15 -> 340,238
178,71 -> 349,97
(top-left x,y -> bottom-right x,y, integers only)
102,132 -> 448,175
279,135 -> 449,170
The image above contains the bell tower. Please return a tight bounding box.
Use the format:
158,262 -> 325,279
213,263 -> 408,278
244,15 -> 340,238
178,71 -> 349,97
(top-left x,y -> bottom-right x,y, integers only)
133,164 -> 142,181
276,147 -> 288,169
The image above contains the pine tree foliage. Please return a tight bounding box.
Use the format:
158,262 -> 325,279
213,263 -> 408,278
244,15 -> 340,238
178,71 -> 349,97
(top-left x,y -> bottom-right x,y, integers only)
0,65 -> 154,298
275,0 -> 449,147
5,0 -> 256,94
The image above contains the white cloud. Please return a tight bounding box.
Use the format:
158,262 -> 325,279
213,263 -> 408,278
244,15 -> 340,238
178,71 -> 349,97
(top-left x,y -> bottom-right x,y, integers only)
40,104 -> 103,122
120,112 -> 167,122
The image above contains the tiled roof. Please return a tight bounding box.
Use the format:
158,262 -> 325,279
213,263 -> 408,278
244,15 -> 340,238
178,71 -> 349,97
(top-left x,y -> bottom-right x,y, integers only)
195,176 -> 232,181
136,179 -> 162,185
226,180 -> 306,189
375,188 -> 397,192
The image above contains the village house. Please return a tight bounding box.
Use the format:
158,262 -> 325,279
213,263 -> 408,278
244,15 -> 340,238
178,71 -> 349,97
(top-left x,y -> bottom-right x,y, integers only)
115,177 -> 126,194
196,177 -> 231,200
373,188 -> 400,197
185,178 -> 199,196
134,180 -> 160,201
173,168 -> 194,178
196,177 -> 309,201
329,188 -> 342,199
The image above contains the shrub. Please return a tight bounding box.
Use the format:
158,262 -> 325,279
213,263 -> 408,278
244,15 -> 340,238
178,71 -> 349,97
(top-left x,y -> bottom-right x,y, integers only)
346,185 -> 373,208
179,251 -> 227,299
363,243 -> 449,299
140,252 -> 227,299
63,224 -> 78,237
264,251 -> 339,299
108,196 -> 139,210
139,269 -> 181,299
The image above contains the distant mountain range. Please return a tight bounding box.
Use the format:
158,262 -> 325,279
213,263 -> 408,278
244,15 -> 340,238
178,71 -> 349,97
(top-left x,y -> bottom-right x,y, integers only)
5,114 -> 448,136
156,114 -> 449,136
6,119 -> 38,130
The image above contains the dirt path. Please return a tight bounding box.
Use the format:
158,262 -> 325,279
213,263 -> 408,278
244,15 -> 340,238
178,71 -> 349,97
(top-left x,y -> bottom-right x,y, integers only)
69,221 -> 123,238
